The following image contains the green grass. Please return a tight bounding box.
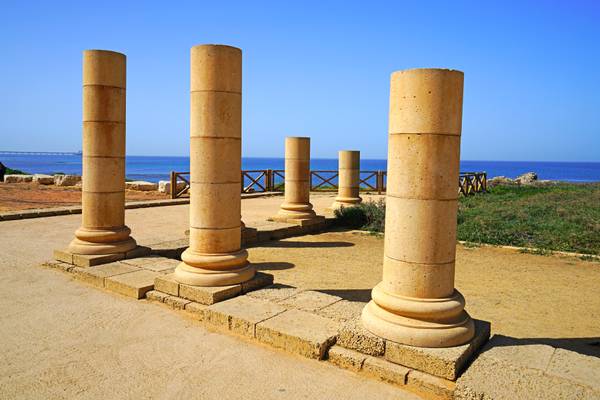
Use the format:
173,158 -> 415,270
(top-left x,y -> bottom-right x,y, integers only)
5,167 -> 28,175
335,183 -> 600,255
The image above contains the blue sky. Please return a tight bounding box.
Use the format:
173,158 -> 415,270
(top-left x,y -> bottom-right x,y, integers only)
1,1 -> 599,161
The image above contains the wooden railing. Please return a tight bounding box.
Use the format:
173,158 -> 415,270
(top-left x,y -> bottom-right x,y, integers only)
169,170 -> 486,198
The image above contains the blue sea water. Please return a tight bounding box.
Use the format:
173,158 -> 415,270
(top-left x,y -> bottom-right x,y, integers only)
1,154 -> 600,183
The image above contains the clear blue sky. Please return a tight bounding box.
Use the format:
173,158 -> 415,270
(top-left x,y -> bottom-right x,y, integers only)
1,1 -> 599,161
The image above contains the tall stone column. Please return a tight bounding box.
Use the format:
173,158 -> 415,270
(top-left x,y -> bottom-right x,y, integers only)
174,44 -> 255,286
362,68 -> 474,348
68,50 -> 137,255
272,137 -> 317,222
331,150 -> 362,209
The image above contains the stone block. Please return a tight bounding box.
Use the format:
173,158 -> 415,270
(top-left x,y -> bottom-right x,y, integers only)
164,295 -> 191,310
546,348 -> 600,392
4,174 -> 33,183
146,290 -> 170,303
42,261 -> 74,273
255,308 -> 339,359
384,319 -> 490,380
317,300 -> 365,322
154,273 -> 180,296
124,246 -> 152,259
327,346 -> 366,372
73,252 -> 125,267
246,284 -> 301,302
338,317 -> 386,356
53,249 -> 74,264
179,282 -> 241,305
184,302 -> 207,321
71,262 -> 139,288
240,272 -> 274,294
125,181 -> 158,191
406,370 -> 455,400
204,296 -> 287,338
279,290 -> 342,312
362,356 -> 410,386
150,239 -> 188,259
54,174 -> 81,186
105,270 -> 159,299
33,174 -> 54,184
121,256 -> 179,272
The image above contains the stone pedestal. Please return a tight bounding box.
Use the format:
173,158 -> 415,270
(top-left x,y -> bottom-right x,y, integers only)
271,137 -> 320,223
174,44 -> 255,287
67,50 -> 137,255
331,150 -> 362,210
362,68 -> 475,348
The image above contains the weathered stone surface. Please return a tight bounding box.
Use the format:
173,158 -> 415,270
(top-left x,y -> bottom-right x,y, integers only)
124,246 -> 152,259
475,334 -> 554,370
73,252 -> 124,267
318,300 -> 365,322
53,174 -> 81,186
362,356 -> 410,386
406,370 -> 455,400
246,284 -> 301,302
164,295 -> 191,310
71,262 -> 138,287
515,172 -> 538,185
53,249 -> 74,264
546,348 -> 600,392
184,301 -> 206,320
42,261 -> 74,273
255,308 -> 339,359
157,180 -> 187,194
154,273 -> 179,296
384,319 -> 491,380
33,174 -> 54,184
126,181 -> 158,191
3,174 -> 33,183
327,346 -> 366,372
121,256 -> 179,272
105,270 -> 159,299
338,317 -> 386,357
179,282 -> 241,305
146,290 -> 170,303
204,296 -> 287,338
278,290 -> 342,312
240,272 -> 274,294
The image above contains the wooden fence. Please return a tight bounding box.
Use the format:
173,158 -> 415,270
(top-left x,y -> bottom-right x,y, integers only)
169,170 -> 486,199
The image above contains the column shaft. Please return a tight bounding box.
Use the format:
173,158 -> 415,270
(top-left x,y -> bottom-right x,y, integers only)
332,150 -> 361,209
174,44 -> 255,286
362,68 -> 474,348
68,50 -> 136,255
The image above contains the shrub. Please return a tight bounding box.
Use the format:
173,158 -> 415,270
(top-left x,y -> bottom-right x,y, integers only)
335,199 -> 386,232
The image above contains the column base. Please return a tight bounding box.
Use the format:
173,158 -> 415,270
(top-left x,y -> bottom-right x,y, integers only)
67,236 -> 137,255
330,197 -> 362,211
270,202 -> 323,225
361,289 -> 475,348
174,248 -> 255,286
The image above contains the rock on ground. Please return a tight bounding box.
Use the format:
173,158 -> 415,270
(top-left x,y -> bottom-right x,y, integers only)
126,181 -> 159,191
33,174 -> 54,185
54,174 -> 81,186
515,172 -> 538,185
3,174 -> 33,183
158,180 -> 187,194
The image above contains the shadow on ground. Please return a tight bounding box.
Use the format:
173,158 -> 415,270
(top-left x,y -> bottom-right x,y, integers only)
317,288 -> 372,302
488,335 -> 600,358
258,240 -> 355,248
253,261 -> 295,271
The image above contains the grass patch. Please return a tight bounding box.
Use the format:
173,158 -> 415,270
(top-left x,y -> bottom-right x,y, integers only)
334,183 -> 600,255
5,167 -> 29,175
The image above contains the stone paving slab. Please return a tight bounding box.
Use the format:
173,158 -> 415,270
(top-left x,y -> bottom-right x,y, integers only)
179,283 -> 242,305
338,317 -> 386,356
70,262 -> 139,288
384,319 -> 491,380
121,256 -> 179,272
406,370 -> 455,400
154,273 -> 180,296
546,348 -> 600,392
241,272 -> 274,294
204,296 -> 287,338
245,283 -> 301,302
317,300 -> 366,323
278,290 -> 342,312
105,269 -> 160,299
363,355 -> 410,386
255,308 -> 339,359
54,246 -> 151,268
327,346 -> 367,372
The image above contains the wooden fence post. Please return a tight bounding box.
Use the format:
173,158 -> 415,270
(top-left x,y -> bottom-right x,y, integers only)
170,171 -> 176,199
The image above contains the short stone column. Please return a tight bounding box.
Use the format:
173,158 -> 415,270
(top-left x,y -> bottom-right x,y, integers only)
174,44 -> 255,286
362,68 -> 474,348
271,137 -> 319,223
67,50 -> 137,255
331,150 -> 362,209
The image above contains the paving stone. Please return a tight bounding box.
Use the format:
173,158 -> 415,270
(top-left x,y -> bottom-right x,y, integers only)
476,334 -> 555,371
105,270 -> 159,299
384,319 -> 491,380
240,272 -> 274,294
204,296 -> 287,338
327,346 -> 366,372
154,273 -> 179,296
245,284 -> 301,302
278,290 -> 342,312
255,308 -> 339,359
179,282 -> 241,305
546,348 -> 600,392
146,290 -> 170,303
317,300 -> 365,322
150,239 -> 188,258
42,261 -> 74,273
184,302 -> 207,321
121,256 -> 180,272
338,317 -> 386,356
53,249 -> 73,264
73,252 -> 124,267
406,370 -> 455,400
362,356 -> 410,386
70,262 -> 139,288
164,295 -> 191,310
124,246 -> 152,259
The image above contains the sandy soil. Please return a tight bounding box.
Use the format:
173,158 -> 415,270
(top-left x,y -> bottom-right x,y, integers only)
0,182 -> 170,211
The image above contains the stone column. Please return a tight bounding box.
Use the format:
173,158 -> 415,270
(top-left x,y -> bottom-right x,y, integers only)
174,44 -> 255,286
361,68 -> 474,348
68,50 -> 137,255
273,137 -> 317,222
331,150 -> 362,209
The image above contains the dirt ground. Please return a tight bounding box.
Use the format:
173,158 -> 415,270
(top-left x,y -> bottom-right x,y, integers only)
248,231 -> 600,352
0,182 -> 169,211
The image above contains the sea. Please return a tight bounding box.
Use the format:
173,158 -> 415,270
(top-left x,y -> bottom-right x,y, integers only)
2,154 -> 600,183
